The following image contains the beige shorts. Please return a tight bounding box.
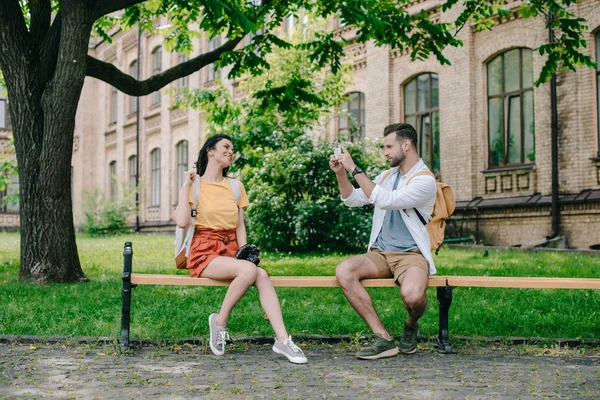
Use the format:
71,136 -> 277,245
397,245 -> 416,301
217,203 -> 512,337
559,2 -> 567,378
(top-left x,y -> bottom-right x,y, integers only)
365,247 -> 429,284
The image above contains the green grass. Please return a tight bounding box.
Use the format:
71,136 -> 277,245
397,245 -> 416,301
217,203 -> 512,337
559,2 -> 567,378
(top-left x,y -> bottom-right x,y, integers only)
0,232 -> 599,340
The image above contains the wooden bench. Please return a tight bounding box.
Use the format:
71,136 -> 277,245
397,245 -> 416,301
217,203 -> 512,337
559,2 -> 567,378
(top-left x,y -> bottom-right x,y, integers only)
120,242 -> 600,353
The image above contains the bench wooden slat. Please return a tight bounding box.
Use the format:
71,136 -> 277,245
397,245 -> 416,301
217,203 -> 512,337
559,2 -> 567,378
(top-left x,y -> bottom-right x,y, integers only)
445,276 -> 600,289
130,274 -> 600,289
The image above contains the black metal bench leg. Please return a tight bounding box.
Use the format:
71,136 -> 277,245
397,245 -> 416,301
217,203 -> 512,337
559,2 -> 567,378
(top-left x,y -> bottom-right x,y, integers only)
436,285 -> 455,354
120,242 -> 135,351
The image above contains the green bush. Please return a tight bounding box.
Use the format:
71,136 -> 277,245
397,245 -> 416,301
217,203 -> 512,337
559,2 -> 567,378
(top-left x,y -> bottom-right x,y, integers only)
81,187 -> 136,237
244,138 -> 387,253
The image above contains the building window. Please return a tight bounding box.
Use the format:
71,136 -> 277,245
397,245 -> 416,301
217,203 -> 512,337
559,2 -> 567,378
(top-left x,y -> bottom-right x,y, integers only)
109,161 -> 117,199
110,87 -> 118,123
128,155 -> 137,197
129,60 -> 138,114
0,89 -> 10,129
207,37 -> 221,82
176,140 -> 188,197
151,148 -> 161,207
338,92 -> 365,142
487,48 -> 535,167
151,46 -> 162,104
285,15 -> 295,36
178,53 -> 189,88
404,73 -> 440,176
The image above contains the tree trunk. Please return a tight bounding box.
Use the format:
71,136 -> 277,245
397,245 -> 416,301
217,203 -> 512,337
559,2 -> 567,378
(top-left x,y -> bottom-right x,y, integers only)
4,3 -> 93,282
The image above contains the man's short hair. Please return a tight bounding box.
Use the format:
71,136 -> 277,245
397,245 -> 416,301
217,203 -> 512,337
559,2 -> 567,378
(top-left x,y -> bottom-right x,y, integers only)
383,123 -> 418,151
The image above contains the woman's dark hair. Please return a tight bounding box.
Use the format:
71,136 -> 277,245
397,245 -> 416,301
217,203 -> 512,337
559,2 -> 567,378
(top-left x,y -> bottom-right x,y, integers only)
195,134 -> 233,177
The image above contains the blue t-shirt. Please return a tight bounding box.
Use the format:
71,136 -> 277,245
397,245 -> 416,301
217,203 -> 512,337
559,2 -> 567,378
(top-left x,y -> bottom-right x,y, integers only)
373,172 -> 417,252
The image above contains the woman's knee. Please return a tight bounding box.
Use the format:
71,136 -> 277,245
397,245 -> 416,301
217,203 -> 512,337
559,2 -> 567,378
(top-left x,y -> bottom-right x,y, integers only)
236,262 -> 259,283
254,267 -> 272,286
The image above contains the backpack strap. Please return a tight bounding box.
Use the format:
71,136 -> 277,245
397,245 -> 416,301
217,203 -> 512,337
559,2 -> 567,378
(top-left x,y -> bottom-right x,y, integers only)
405,170 -> 436,226
191,174 -> 201,217
406,170 -> 435,184
380,170 -> 393,184
191,176 -> 241,217
227,177 -> 241,205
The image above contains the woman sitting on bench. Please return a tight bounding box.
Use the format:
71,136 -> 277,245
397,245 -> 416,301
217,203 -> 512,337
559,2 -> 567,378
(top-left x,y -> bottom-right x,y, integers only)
174,134 -> 307,364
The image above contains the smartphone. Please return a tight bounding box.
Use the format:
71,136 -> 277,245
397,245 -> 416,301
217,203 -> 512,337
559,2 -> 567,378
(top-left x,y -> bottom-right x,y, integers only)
334,146 -> 342,159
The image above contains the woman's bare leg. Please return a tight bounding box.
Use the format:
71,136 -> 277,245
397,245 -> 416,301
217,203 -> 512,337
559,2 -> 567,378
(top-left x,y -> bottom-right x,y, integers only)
254,267 -> 288,341
200,257 -> 258,327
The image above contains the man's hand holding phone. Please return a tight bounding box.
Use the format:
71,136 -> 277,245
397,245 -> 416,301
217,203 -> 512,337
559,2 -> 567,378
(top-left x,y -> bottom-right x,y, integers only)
329,146 -> 345,174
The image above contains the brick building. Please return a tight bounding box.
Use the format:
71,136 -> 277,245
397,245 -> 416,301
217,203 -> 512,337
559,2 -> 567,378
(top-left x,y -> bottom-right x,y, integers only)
2,1 -> 600,249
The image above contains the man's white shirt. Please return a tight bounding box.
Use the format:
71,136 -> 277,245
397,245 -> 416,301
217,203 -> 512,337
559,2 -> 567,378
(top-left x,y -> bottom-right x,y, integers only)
342,159 -> 438,275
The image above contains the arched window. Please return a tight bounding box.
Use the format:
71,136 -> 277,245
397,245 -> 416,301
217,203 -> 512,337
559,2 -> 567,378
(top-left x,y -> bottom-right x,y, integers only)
128,155 -> 137,197
129,60 -> 138,113
109,160 -> 117,199
487,48 -> 535,167
338,92 -> 365,142
151,47 -> 162,104
151,148 -> 161,207
207,37 -> 221,82
404,73 -> 440,175
176,140 -> 188,196
178,53 -> 189,88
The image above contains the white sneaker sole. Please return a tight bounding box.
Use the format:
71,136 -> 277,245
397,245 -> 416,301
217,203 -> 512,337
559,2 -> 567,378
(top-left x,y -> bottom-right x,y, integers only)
272,346 -> 308,364
356,347 -> 399,360
208,314 -> 224,356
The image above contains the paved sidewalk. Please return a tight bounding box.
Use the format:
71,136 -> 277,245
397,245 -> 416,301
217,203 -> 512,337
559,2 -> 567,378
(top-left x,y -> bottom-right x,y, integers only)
1,341 -> 599,399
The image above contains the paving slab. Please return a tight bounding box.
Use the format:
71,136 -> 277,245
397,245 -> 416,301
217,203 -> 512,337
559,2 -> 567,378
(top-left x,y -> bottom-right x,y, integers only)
1,341 -> 599,399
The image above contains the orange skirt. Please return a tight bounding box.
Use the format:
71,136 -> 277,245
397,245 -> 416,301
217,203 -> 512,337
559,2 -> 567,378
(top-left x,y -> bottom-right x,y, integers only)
187,228 -> 239,278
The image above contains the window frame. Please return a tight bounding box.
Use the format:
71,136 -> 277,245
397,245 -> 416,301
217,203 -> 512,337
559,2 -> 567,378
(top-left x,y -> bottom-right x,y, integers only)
151,47 -> 162,104
150,148 -> 161,207
337,92 -> 365,142
110,87 -> 118,123
109,160 -> 117,199
207,37 -> 221,82
129,60 -> 139,114
403,72 -> 440,176
176,140 -> 188,198
128,155 -> 137,198
177,53 -> 189,88
486,48 -> 535,168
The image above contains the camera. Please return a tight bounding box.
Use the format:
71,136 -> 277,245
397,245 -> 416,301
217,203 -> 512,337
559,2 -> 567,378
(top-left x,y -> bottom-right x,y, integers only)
235,244 -> 261,266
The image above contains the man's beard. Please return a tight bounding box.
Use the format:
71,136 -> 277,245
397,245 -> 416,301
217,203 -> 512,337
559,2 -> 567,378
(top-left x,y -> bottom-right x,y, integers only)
389,151 -> 405,167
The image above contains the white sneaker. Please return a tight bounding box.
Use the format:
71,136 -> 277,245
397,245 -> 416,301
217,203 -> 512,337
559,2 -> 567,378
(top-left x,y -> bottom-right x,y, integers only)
272,336 -> 307,364
208,313 -> 229,356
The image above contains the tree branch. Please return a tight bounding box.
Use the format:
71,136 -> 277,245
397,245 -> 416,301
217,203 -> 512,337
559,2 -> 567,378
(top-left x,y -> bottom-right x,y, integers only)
30,0 -> 51,45
90,0 -> 146,21
0,0 -> 30,65
86,36 -> 243,96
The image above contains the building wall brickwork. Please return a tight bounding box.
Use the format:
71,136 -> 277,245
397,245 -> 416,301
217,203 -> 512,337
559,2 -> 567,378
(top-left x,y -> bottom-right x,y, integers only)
63,2 -> 600,247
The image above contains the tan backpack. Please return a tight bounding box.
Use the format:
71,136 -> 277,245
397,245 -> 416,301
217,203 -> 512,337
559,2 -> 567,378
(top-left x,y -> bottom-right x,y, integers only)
382,169 -> 456,253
